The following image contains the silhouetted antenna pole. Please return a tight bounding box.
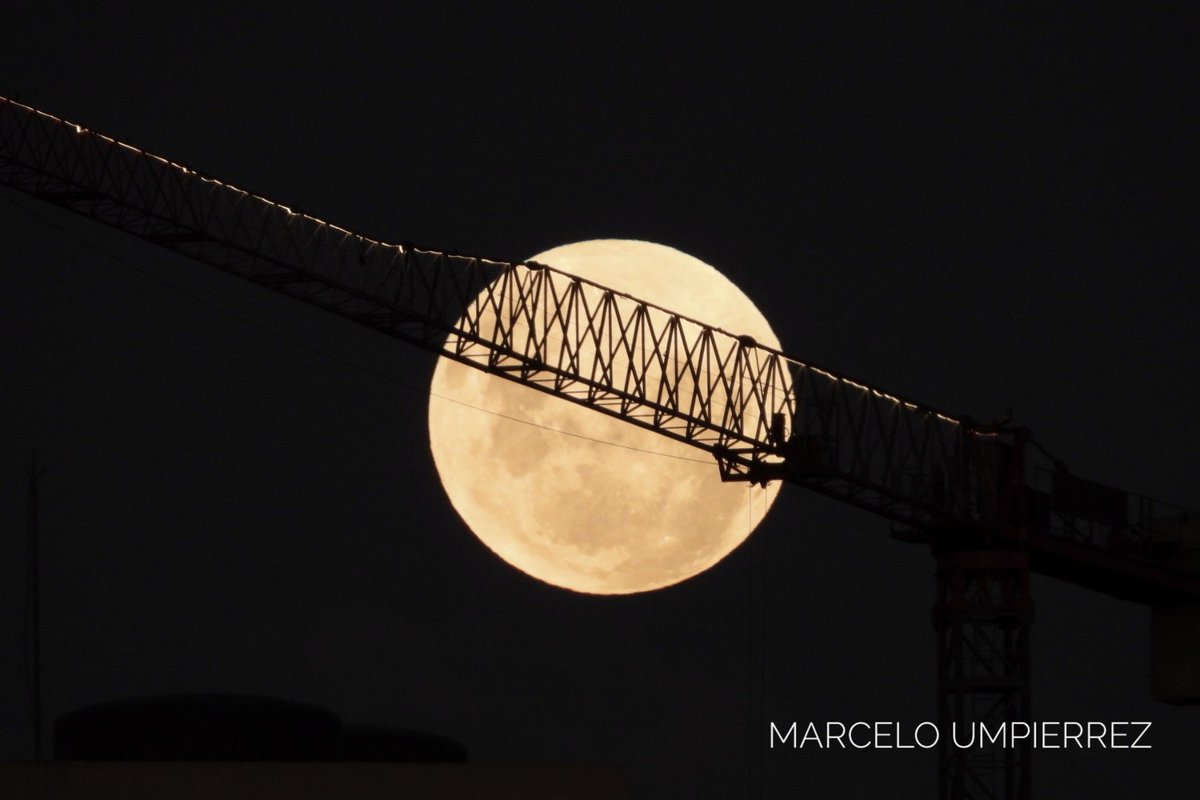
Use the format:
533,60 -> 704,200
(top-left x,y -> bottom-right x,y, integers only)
28,452 -> 43,763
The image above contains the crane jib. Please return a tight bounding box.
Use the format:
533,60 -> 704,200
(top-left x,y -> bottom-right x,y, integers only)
1,95 -> 1196,602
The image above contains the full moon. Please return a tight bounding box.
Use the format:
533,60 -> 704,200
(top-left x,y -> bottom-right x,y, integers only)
428,240 -> 783,594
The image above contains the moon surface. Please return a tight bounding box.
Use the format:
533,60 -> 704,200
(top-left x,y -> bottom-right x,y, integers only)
428,240 -> 783,594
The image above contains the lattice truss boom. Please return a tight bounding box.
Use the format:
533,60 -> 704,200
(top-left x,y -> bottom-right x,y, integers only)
3,96 -> 1197,567
0,97 -> 973,528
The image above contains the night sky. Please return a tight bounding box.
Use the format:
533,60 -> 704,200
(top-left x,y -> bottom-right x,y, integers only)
2,4 -> 1198,798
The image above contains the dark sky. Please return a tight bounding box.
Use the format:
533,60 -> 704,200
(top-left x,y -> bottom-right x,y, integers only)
1,4 -> 1198,798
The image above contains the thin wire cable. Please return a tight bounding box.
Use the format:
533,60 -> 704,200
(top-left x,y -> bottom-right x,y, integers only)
21,493 -> 34,760
756,489 -> 767,798
740,486 -> 770,799
22,458 -> 43,762
746,483 -> 755,800
0,191 -> 713,465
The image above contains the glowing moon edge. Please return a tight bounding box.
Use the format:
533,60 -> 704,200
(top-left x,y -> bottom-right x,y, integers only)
427,239 -> 783,595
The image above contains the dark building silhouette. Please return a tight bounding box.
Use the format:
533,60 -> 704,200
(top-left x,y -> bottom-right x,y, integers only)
53,695 -> 465,763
